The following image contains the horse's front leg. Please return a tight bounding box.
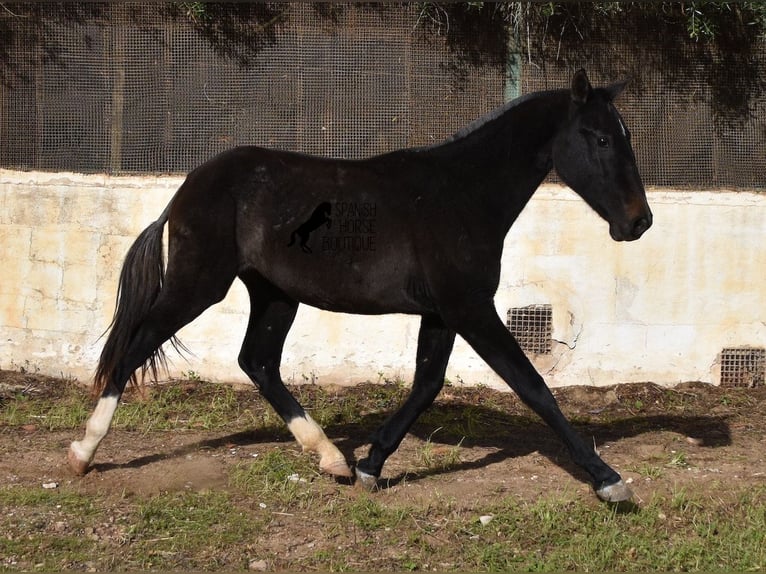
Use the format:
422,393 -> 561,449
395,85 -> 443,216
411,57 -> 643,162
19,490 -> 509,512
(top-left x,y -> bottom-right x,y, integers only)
446,302 -> 633,503
355,314 -> 456,488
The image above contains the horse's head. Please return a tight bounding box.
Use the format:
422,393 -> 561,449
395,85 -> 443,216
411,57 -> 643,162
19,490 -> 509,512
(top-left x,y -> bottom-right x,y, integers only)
553,70 -> 652,242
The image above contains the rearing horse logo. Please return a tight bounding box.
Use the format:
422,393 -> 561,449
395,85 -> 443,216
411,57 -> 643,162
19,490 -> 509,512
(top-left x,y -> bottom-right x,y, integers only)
287,202 -> 332,253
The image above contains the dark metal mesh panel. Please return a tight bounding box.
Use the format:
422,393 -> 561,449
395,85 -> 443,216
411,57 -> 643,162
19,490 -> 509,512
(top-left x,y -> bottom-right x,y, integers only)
1,4 -> 764,188
506,304 -> 553,355
720,347 -> 766,388
0,5 -> 503,172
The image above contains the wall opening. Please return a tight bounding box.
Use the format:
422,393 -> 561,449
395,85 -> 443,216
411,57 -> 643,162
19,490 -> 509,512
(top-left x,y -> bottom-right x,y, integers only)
506,304 -> 552,355
719,347 -> 766,388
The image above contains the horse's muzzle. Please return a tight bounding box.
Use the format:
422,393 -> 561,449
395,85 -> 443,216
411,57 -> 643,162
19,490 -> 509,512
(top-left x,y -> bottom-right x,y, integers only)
631,213 -> 652,238
611,211 -> 653,242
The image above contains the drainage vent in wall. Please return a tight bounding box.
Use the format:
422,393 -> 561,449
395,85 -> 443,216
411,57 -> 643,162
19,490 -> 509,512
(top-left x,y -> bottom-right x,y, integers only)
506,304 -> 552,355
719,347 -> 766,388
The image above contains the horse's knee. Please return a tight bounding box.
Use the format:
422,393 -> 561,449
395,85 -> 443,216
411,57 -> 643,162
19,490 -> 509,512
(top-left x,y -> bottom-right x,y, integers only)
237,354 -> 269,384
237,353 -> 253,374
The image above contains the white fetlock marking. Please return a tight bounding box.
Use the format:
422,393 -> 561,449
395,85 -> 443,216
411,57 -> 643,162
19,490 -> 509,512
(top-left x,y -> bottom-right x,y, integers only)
70,395 -> 119,465
287,413 -> 328,452
287,414 -> 350,475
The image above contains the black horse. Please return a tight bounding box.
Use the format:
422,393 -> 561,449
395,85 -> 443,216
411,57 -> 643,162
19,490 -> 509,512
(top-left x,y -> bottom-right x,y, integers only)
70,70 -> 651,502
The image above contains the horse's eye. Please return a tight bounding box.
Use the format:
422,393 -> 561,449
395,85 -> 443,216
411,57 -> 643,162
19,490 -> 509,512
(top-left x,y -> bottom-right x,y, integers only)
597,136 -> 609,148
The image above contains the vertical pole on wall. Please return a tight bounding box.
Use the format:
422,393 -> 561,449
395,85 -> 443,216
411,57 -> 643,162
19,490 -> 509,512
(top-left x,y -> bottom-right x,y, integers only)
162,23 -> 173,172
34,27 -> 44,169
504,35 -> 521,103
295,4 -> 307,156
109,4 -> 126,173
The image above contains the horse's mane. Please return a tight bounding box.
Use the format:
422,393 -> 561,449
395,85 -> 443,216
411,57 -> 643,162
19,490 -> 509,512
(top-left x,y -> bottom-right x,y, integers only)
443,91 -> 541,143
411,88 -> 565,153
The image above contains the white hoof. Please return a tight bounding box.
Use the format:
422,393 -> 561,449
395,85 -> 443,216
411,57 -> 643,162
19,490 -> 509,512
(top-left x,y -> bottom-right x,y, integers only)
355,468 -> 378,491
596,479 -> 633,503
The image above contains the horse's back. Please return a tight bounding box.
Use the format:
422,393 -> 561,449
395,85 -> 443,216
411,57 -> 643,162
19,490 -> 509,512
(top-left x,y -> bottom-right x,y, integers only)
176,146 -> 430,314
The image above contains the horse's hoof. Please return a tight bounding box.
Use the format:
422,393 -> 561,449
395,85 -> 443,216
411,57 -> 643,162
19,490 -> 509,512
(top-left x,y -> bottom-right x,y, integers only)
320,459 -> 353,478
67,445 -> 90,476
354,468 -> 378,491
596,479 -> 633,503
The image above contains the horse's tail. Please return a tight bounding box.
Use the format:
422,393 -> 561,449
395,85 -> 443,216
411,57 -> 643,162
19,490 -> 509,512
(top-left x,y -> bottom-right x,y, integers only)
93,199 -> 180,397
287,230 -> 296,247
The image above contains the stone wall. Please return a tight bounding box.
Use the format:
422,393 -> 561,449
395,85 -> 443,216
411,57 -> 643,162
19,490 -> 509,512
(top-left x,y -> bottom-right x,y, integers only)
2,169 -> 764,389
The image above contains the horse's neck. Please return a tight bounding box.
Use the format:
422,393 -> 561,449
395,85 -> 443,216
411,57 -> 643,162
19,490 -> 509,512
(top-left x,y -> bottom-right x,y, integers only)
431,90 -> 570,232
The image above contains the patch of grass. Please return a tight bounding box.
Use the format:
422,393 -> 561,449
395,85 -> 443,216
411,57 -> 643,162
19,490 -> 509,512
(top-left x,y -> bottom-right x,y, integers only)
2,462 -> 765,572
627,462 -> 664,480
667,451 -> 689,468
126,490 -> 264,570
416,430 -> 463,472
0,485 -> 265,571
717,392 -> 757,409
301,494 -> 425,569
0,375 -> 508,441
0,378 -> 275,434
419,402 -> 516,440
113,383 -> 261,432
183,370 -> 202,381
454,488 -> 766,571
0,386 -> 90,430
345,494 -> 410,531
0,486 -> 113,570
0,484 -> 99,514
229,449 -> 319,510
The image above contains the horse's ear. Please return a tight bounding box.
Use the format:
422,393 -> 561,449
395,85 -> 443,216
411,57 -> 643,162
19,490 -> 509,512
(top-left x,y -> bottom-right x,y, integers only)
604,78 -> 630,101
571,69 -> 592,105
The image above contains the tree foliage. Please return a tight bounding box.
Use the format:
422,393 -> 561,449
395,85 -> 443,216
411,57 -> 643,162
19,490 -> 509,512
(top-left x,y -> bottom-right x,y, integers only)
1,2 -> 763,122
418,2 -> 766,123
462,2 -> 766,43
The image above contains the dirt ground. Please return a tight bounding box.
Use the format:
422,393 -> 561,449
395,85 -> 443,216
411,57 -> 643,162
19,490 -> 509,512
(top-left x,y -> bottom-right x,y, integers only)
1,369 -> 765,568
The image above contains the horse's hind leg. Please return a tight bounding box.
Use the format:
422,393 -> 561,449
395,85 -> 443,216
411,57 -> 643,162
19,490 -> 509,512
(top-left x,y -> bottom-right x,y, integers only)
68,392 -> 120,475
238,273 -> 351,478
69,244 -> 236,474
356,314 -> 456,488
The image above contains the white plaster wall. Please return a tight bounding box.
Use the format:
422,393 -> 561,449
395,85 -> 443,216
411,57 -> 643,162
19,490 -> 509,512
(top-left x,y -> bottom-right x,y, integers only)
1,169 -> 764,389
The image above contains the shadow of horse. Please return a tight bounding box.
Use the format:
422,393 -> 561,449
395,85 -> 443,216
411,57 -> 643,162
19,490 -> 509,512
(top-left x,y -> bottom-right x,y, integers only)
338,403 -> 731,488
93,401 -> 732,491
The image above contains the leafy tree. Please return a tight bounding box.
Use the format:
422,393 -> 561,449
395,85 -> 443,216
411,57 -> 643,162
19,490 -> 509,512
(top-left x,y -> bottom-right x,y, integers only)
417,2 -> 766,122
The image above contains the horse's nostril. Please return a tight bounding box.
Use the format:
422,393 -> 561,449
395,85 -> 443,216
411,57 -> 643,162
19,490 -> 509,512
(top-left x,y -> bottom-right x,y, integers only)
632,216 -> 651,237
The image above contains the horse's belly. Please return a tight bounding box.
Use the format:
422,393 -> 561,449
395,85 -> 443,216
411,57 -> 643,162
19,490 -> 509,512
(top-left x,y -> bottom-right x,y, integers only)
249,244 -> 428,315
277,263 -> 429,315
237,200 -> 429,314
